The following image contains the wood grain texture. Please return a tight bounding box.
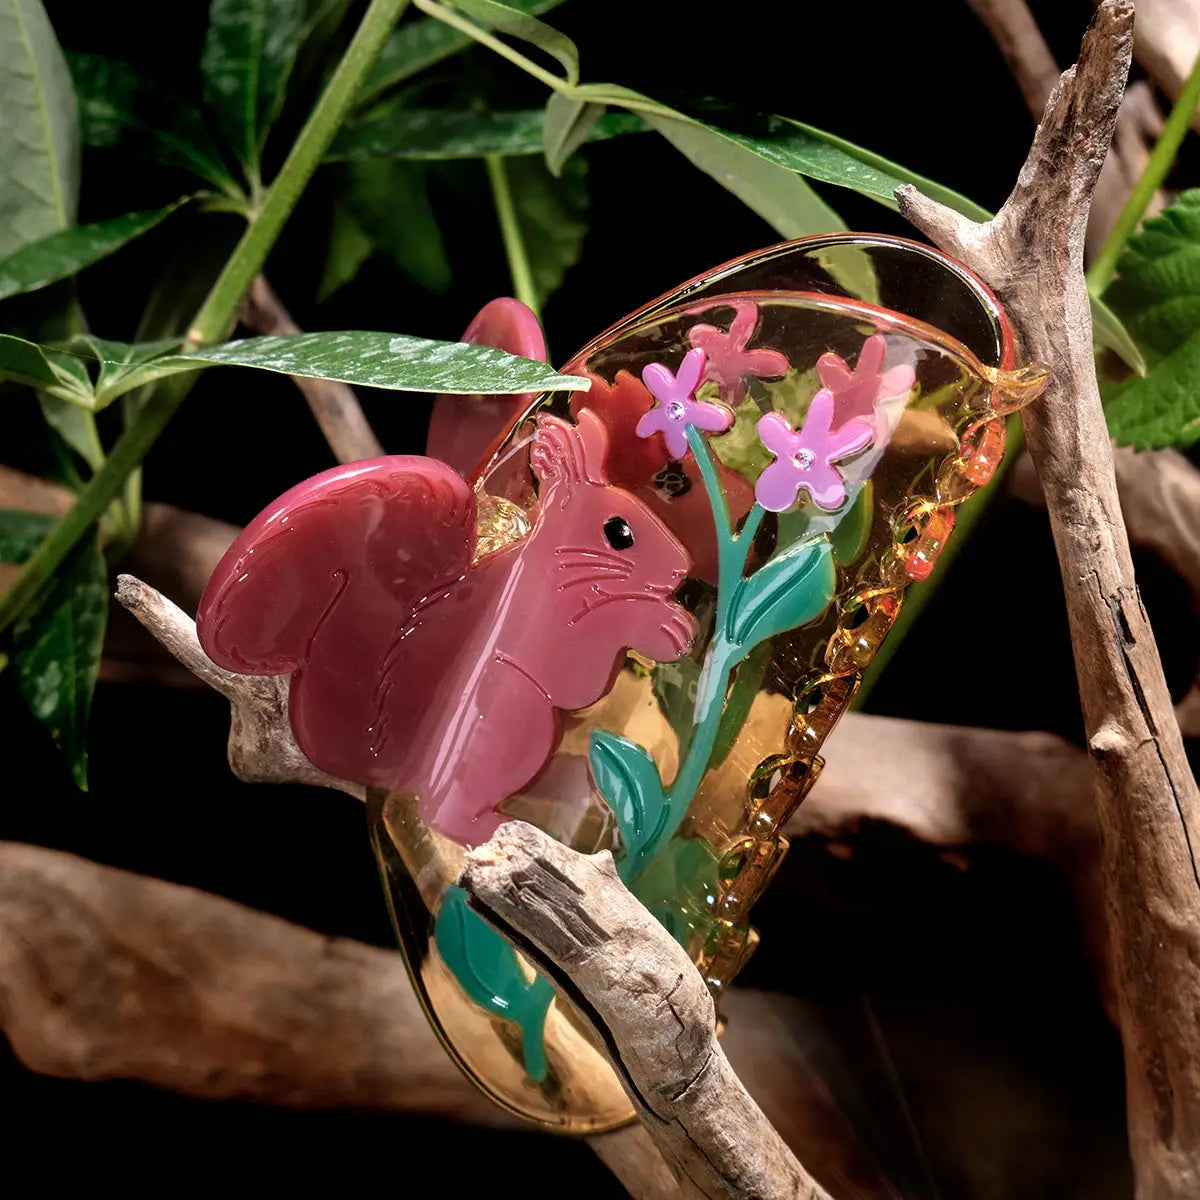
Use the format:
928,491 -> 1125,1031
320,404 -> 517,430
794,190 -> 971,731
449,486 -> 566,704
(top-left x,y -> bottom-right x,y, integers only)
898,4 -> 1200,1194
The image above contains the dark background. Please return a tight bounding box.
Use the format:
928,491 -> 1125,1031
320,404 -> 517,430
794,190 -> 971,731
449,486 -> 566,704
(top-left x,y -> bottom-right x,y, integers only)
3,0 -> 1196,1194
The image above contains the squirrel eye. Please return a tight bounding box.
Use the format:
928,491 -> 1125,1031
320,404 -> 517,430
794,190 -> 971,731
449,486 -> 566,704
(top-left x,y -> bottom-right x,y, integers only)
603,516 -> 634,550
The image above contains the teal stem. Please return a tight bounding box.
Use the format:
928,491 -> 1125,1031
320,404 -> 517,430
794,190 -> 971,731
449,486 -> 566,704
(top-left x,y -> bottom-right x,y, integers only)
621,426 -> 761,881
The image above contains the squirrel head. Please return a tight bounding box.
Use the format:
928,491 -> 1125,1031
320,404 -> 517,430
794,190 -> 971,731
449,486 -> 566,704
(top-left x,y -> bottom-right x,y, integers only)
526,408 -> 696,688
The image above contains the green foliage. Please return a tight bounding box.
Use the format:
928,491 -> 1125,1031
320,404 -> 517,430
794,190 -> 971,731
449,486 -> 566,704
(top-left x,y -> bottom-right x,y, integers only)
0,0 -> 79,256
155,330 -> 590,392
1102,189 -> 1200,447
1,512 -> 106,788
445,0 -> 578,84
357,0 -> 565,106
68,51 -> 239,195
498,154 -> 588,309
200,0 -> 322,176
0,203 -> 185,302
336,159 -> 451,292
329,103 -> 643,160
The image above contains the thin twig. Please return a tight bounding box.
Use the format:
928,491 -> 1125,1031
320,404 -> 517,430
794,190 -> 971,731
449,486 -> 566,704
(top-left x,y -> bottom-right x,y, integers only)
240,275 -> 385,464
896,4 -> 1200,1194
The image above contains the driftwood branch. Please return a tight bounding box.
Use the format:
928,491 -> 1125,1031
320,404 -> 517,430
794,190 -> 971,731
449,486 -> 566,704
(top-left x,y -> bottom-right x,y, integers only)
240,275 -> 384,464
970,0 -> 1165,257
0,841 -> 502,1124
460,821 -> 833,1200
114,574 -> 363,799
897,3 -> 1200,1194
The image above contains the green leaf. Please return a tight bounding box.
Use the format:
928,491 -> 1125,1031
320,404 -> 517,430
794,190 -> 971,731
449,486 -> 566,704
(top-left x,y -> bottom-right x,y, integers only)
329,103 -> 643,160
446,0 -> 578,85
11,525 -> 108,789
542,91 -> 602,175
1092,294 -> 1146,376
317,202 -> 374,301
0,333 -> 92,403
129,330 -> 591,393
646,114 -> 845,240
37,394 -> 103,469
201,0 -> 315,172
0,202 -> 185,302
71,335 -> 183,408
726,538 -> 835,651
1102,189 -> 1200,446
337,159 -> 450,292
0,508 -> 56,562
68,51 -> 238,193
589,729 -> 667,871
357,0 -> 567,107
502,154 -> 588,308
0,0 -> 79,256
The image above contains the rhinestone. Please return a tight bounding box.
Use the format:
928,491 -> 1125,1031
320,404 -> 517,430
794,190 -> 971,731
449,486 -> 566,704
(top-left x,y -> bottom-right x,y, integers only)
793,447 -> 815,470
666,400 -> 686,420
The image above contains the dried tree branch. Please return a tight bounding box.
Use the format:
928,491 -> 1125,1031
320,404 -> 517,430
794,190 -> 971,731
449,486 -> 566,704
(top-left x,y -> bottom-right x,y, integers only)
1106,0 -> 1200,132
460,821 -> 834,1200
0,841 -> 507,1124
896,4 -> 1200,1194
240,275 -> 385,464
970,0 -> 1165,256
114,574 -> 363,799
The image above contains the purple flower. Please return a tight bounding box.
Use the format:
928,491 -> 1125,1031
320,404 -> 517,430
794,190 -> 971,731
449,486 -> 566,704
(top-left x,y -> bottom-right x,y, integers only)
636,347 -> 734,459
688,300 -> 789,405
755,390 -> 874,513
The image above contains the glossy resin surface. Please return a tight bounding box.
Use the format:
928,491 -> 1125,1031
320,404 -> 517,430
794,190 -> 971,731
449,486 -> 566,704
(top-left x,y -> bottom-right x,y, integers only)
198,234 -> 1040,1133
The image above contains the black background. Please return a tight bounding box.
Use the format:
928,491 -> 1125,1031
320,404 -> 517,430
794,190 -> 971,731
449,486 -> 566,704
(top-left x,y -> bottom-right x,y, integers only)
3,1 -> 1196,1195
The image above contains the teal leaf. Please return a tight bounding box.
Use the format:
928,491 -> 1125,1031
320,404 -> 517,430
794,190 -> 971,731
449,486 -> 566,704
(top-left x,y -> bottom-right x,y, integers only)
122,330 -> 590,394
542,92 -> 603,175
317,202 -> 374,302
200,0 -> 314,172
357,0 -> 568,107
628,836 -> 720,950
646,114 -> 846,240
0,333 -> 93,403
1101,189 -> 1200,446
0,0 -> 79,256
67,51 -> 238,193
503,154 -> 588,309
11,525 -> 108,789
0,508 -> 56,562
336,159 -> 450,292
725,538 -> 835,651
446,0 -> 578,86
0,202 -> 185,302
329,104 -> 643,160
434,884 -> 553,1080
589,729 -> 667,874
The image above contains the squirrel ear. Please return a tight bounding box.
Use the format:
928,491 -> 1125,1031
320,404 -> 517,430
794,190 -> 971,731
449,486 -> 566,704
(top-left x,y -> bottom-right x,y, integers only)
573,407 -> 610,484
530,409 -> 610,491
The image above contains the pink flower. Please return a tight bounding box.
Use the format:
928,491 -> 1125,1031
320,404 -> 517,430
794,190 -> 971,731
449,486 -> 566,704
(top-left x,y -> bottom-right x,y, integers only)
636,347 -> 734,459
755,390 -> 874,512
816,333 -> 915,435
688,300 -> 789,405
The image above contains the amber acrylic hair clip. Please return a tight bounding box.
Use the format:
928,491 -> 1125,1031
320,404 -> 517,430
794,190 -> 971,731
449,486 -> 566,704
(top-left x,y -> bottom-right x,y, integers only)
196,233 -> 1049,1132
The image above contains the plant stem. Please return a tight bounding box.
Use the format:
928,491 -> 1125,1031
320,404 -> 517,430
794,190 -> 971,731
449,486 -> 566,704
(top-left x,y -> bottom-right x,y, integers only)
485,155 -> 539,317
414,0 -> 568,93
1087,48 -> 1200,296
0,0 -> 411,637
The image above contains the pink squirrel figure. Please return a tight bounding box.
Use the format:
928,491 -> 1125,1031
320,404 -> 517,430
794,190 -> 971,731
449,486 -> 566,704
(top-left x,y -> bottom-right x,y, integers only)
196,408 -> 696,847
